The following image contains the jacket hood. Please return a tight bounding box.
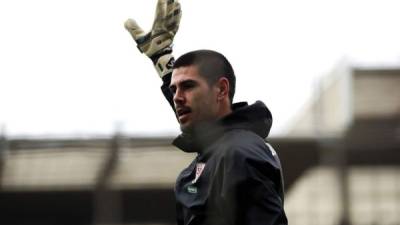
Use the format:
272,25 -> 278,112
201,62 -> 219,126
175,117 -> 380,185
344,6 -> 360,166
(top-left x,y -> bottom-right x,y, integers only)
172,101 -> 273,153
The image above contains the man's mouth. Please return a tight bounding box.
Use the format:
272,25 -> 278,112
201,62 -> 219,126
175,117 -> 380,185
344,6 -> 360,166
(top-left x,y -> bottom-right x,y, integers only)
176,107 -> 192,121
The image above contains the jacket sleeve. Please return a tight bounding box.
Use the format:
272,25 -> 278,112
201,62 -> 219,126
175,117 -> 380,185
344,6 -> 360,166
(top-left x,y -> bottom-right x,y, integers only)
219,142 -> 288,225
161,73 -> 176,113
239,166 -> 287,225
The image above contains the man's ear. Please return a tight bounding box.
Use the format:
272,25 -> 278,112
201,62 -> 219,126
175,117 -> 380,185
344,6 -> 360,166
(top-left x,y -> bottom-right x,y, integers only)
217,77 -> 230,100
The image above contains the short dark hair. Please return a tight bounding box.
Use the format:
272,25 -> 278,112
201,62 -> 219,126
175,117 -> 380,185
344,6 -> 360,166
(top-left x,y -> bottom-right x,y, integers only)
173,49 -> 236,103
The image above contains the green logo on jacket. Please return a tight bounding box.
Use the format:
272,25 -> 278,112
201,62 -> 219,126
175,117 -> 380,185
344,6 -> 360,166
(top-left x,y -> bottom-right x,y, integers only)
187,186 -> 198,194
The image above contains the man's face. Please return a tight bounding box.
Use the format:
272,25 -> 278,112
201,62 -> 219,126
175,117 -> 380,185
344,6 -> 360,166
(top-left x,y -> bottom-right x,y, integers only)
170,65 -> 220,133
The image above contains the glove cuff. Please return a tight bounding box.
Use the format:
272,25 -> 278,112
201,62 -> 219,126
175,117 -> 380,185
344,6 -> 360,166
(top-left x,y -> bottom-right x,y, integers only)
154,54 -> 175,78
149,46 -> 173,64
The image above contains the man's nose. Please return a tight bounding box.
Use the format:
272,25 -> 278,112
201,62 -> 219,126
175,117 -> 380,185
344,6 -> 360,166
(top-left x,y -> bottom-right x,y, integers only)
173,89 -> 185,104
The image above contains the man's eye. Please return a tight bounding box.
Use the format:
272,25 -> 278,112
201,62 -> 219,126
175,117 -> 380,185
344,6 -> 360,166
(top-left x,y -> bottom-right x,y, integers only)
182,82 -> 196,90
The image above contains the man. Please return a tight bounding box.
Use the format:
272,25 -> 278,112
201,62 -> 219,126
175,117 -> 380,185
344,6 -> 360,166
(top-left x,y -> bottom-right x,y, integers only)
124,1 -> 288,224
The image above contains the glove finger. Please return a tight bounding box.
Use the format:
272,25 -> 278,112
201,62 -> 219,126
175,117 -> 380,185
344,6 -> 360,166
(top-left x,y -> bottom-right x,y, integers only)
124,18 -> 145,40
153,0 -> 167,30
166,0 -> 180,22
166,2 -> 181,33
166,0 -> 178,15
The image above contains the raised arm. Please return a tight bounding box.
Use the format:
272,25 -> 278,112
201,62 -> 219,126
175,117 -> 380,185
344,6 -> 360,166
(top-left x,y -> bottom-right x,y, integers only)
124,0 -> 181,110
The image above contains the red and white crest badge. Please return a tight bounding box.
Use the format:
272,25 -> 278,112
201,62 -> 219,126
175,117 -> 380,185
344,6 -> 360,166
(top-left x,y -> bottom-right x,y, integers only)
192,163 -> 206,184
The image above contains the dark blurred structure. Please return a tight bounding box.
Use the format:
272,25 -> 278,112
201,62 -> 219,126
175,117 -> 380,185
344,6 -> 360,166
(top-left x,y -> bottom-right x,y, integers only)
0,64 -> 399,225
283,63 -> 400,225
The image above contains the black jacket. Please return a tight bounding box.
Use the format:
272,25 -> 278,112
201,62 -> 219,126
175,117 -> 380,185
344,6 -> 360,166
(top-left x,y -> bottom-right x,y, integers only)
161,75 -> 288,225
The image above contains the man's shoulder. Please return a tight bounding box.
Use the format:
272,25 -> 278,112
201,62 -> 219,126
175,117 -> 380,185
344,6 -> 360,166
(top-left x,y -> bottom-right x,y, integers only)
216,129 -> 281,170
221,129 -> 266,151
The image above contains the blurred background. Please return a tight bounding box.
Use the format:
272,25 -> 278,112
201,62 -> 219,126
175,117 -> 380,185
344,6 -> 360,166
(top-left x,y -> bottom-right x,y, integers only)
1,0 -> 400,225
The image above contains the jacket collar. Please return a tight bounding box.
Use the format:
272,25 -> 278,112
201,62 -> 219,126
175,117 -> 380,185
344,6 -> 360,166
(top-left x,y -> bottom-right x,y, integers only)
172,101 -> 273,153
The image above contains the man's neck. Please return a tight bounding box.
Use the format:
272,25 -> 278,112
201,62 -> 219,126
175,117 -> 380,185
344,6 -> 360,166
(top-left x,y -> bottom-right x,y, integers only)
218,102 -> 233,119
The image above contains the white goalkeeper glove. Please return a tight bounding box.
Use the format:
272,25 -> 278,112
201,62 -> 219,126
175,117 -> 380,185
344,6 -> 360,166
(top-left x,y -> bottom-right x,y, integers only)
125,0 -> 181,78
